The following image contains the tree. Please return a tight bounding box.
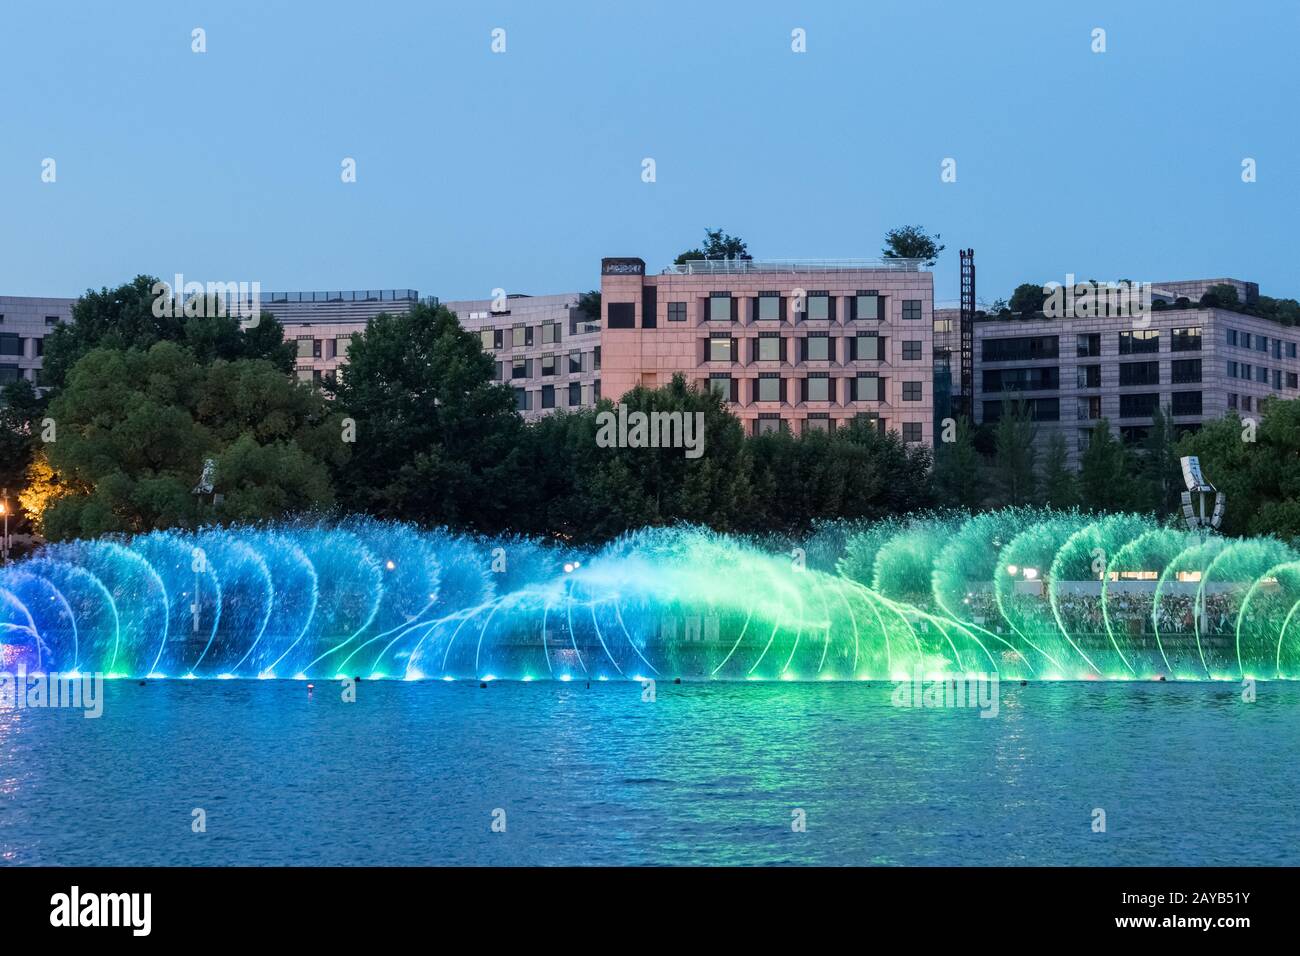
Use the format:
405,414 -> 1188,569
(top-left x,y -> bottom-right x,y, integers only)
521,374 -> 753,542
1038,431 -> 1079,509
1078,420 -> 1130,512
0,379 -> 48,494
881,225 -> 944,267
37,342 -> 342,539
932,416 -> 986,510
1009,282 -> 1048,315
1138,407 -> 1182,516
576,290 -> 601,323
992,398 -> 1037,506
41,275 -> 293,391
674,227 -> 750,265
332,301 -> 528,531
1200,283 -> 1240,309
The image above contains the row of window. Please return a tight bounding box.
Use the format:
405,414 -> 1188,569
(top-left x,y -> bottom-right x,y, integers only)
0,315 -> 61,327
296,336 -> 352,360
515,381 -> 601,412
493,350 -> 600,380
610,293 -> 926,328
704,334 -> 923,364
0,333 -> 43,357
983,358 -> 1209,392
479,321 -> 566,351
703,374 -> 922,403
985,391 -> 1205,423
1225,327 -> 1299,359
1225,361 -> 1299,390
984,327 -> 1205,362
748,414 -> 923,442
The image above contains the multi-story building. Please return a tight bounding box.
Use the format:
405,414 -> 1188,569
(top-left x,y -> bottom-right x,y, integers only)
599,257 -> 935,442
0,296 -> 76,388
270,290 -> 420,385
974,278 -> 1299,466
446,293 -> 600,419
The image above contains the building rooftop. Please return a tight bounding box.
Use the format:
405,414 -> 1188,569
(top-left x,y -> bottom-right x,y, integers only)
659,257 -> 928,275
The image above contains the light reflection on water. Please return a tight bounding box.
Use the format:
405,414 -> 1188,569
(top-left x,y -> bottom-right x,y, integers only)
0,680 -> 1295,866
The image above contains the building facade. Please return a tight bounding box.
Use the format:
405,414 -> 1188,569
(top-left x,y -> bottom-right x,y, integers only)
599,257 -> 935,442
0,296 -> 76,388
447,293 -> 600,419
270,290 -> 420,385
975,281 -> 1299,466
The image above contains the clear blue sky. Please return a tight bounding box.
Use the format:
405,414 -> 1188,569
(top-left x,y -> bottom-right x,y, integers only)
2,0 -> 1296,305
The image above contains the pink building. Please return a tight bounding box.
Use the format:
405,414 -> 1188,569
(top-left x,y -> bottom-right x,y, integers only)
600,257 -> 935,443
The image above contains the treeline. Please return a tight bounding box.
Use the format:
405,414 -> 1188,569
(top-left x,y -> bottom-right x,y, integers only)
1,277 -> 933,546
4,275 -> 1298,547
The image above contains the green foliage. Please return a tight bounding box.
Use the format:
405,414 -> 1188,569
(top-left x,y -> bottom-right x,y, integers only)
932,416 -> 985,509
881,225 -> 944,267
332,301 -> 527,530
40,342 -> 341,539
41,275 -> 293,391
674,228 -> 750,264
1009,282 -> 1048,315
1038,431 -> 1079,509
1078,419 -> 1131,513
993,398 -> 1037,506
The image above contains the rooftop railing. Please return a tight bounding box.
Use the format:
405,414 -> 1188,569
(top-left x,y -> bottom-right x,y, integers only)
262,290 -> 419,303
662,257 -> 927,275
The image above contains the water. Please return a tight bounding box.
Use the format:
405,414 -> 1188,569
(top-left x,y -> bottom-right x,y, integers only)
5,513 -> 1300,682
2,679 -> 1296,866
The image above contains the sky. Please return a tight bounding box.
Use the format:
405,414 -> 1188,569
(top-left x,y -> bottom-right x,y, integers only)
1,0 -> 1297,306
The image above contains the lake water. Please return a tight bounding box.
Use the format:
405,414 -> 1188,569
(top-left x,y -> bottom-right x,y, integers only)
1,679 -> 1296,866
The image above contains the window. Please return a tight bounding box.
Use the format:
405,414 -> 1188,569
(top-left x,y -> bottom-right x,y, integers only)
45,316 -> 59,327
709,337 -> 734,362
34,337 -> 44,357
1257,335 -> 1269,353
982,335 -> 1058,362
984,398 -> 1059,422
902,422 -> 923,443
708,294 -> 732,322
805,374 -> 830,402
854,374 -> 883,401
755,414 -> 782,435
541,322 -> 559,345
708,375 -> 732,400
1274,369 -> 1282,390
594,346 -> 601,371
852,334 -> 882,361
667,302 -> 687,322
541,384 -> 555,409
1077,364 -> 1101,389
512,326 -> 531,348
1077,396 -> 1102,421
541,354 -> 555,376
296,338 -> 319,359
1289,343 -> 1298,359
983,367 -> 1059,392
1290,373 -> 1299,390
568,382 -> 582,406
1228,393 -> 1238,409
492,361 -> 503,381
1077,333 -> 1100,357
854,293 -> 880,321
805,415 -> 831,433
756,374 -> 782,402
607,302 -> 635,328
1227,361 -> 1240,379
1257,365 -> 1269,384
514,388 -> 529,412
806,294 -> 830,321
335,336 -> 352,359
1171,391 -> 1202,416
479,329 -> 496,351
755,334 -> 782,362
757,294 -> 780,321
0,334 -> 22,357
1227,329 -> 1239,347
902,300 -> 923,321
1171,359 -> 1202,384
1241,332 -> 1253,350
511,357 -> 530,379
902,340 -> 922,361
804,335 -> 830,362
1118,330 -> 1159,354
1118,361 -> 1160,386
1119,393 -> 1159,418
1171,327 -> 1202,352
1242,395 -> 1253,412
902,381 -> 922,401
